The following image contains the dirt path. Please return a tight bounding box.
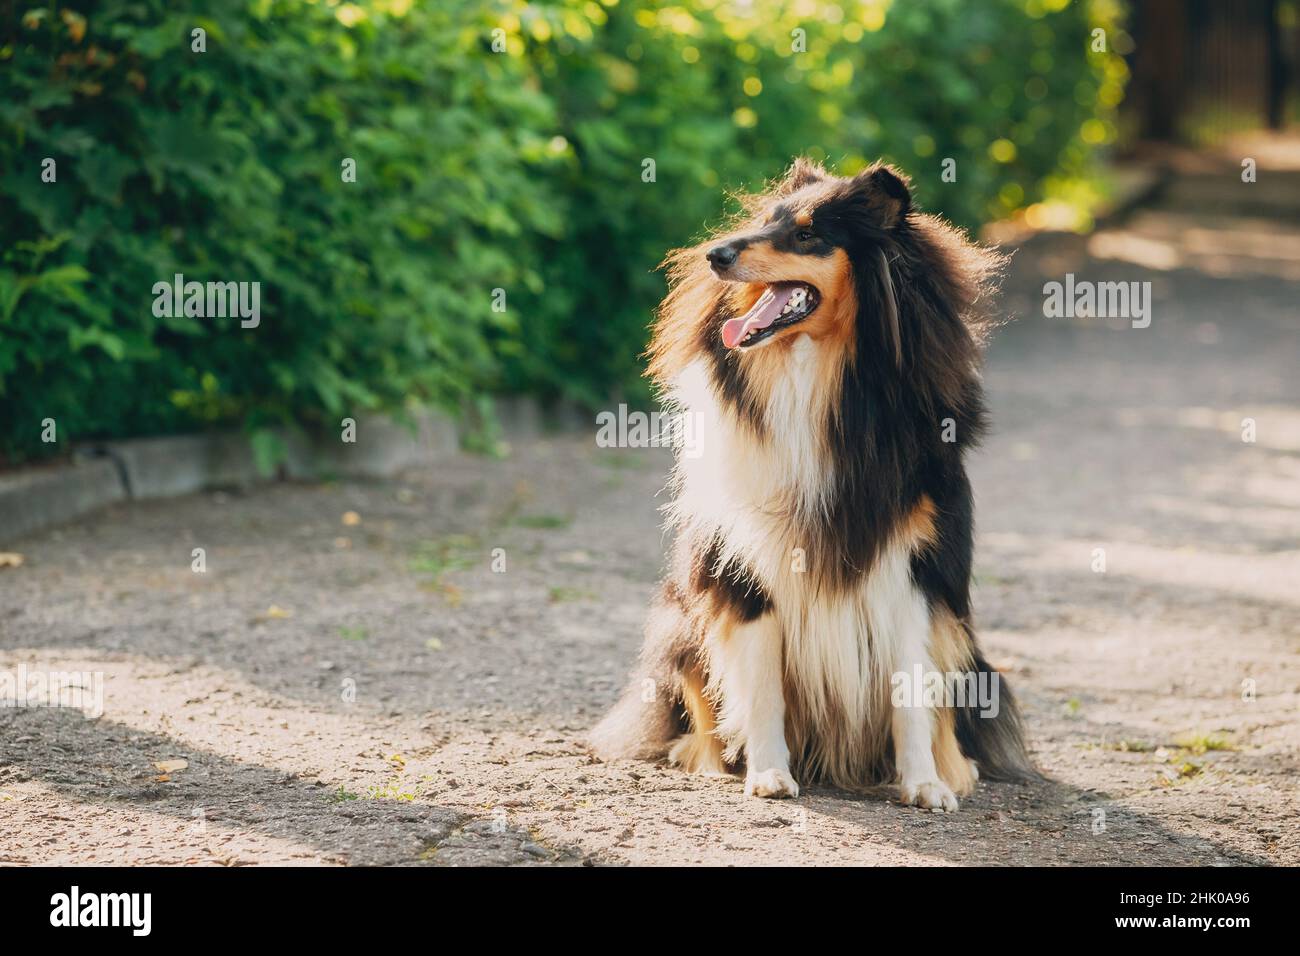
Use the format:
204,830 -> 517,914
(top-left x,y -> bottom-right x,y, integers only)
3,168 -> 1298,866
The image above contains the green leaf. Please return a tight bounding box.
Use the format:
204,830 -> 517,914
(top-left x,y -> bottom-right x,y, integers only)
249,429 -> 287,478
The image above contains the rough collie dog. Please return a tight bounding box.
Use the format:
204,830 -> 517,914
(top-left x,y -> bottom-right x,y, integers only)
590,158 -> 1035,810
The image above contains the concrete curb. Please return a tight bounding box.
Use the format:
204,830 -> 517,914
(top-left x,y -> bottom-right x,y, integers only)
281,412 -> 461,482
0,457 -> 127,545
100,432 -> 263,498
0,399 -> 583,546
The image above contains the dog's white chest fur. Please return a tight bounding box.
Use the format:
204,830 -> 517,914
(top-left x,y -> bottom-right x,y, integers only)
668,337 -> 832,561
667,340 -> 926,772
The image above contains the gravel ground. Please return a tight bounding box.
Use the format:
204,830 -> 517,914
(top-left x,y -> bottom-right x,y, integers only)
2,167 -> 1297,866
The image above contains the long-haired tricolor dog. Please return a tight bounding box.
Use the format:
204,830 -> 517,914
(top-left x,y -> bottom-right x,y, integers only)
590,158 -> 1036,810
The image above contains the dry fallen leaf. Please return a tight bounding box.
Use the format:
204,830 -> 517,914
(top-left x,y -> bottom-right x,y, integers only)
0,553 -> 24,569
154,759 -> 189,773
341,511 -> 361,526
264,605 -> 293,620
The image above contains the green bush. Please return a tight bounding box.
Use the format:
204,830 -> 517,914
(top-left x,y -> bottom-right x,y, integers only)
0,0 -> 1122,463
0,0 -> 564,463
508,0 -> 1124,404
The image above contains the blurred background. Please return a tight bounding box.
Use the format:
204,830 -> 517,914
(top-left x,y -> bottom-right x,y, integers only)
0,0 -> 1296,464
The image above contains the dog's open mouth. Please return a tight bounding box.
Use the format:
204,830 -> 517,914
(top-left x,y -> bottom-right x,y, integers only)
721,281 -> 821,349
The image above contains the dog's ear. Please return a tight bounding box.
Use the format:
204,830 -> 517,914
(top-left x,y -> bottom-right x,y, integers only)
775,157 -> 826,196
849,163 -> 912,229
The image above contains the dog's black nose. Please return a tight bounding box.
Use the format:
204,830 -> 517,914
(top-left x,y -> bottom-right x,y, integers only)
707,244 -> 739,269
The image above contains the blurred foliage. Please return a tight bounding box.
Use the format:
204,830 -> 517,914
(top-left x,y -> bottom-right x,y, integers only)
0,0 -> 1125,462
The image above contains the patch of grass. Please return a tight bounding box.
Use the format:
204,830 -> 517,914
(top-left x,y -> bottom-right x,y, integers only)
367,781 -> 418,801
327,786 -> 359,803
367,758 -> 417,801
513,513 -> 571,530
1158,760 -> 1205,786
548,586 -> 595,604
1107,739 -> 1155,753
1174,733 -> 1235,755
409,534 -> 479,581
971,570 -> 1015,587
338,626 -> 369,641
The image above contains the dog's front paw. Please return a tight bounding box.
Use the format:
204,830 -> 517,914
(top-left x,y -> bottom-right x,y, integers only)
898,779 -> 958,812
744,767 -> 800,799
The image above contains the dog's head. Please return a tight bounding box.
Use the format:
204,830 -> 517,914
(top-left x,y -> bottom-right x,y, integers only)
702,159 -> 911,353
649,158 -> 1003,419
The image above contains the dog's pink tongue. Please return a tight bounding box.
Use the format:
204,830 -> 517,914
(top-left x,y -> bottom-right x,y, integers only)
721,283 -> 798,349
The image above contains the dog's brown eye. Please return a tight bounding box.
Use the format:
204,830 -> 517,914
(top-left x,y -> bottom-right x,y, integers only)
796,229 -> 814,243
